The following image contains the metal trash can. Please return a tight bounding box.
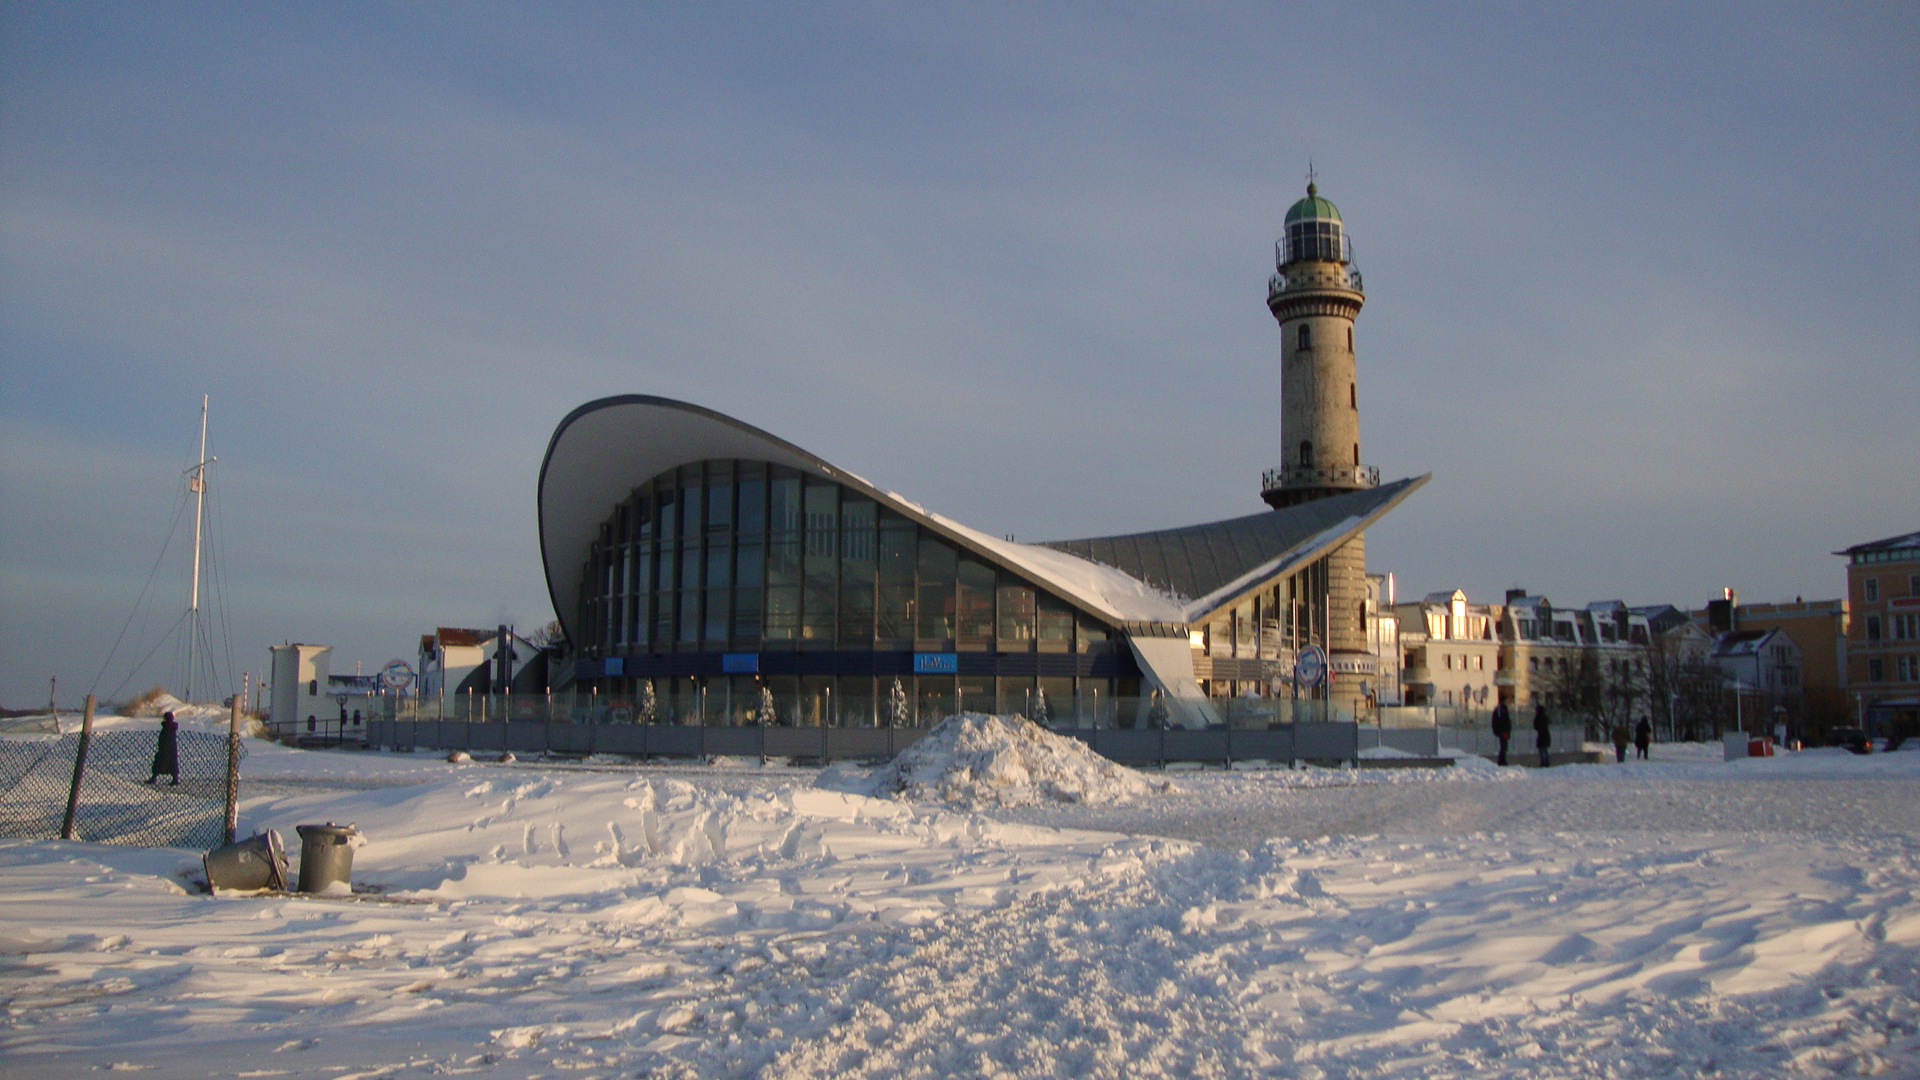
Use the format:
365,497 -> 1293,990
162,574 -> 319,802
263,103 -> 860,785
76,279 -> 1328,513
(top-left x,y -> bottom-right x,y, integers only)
295,823 -> 361,894
203,830 -> 290,893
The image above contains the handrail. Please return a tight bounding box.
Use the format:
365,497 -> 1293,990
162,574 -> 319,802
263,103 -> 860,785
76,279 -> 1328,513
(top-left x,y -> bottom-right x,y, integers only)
1262,464 -> 1380,491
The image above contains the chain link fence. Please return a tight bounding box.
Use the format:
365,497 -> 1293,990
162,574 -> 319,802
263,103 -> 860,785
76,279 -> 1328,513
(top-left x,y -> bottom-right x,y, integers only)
0,729 -> 238,849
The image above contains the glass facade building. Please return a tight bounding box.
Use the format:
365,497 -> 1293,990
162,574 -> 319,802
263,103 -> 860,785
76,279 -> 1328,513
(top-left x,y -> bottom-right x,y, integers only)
540,396 -> 1425,729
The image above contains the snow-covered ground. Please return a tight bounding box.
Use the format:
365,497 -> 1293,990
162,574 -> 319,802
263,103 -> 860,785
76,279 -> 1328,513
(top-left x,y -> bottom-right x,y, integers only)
4,720 -> 1919,1079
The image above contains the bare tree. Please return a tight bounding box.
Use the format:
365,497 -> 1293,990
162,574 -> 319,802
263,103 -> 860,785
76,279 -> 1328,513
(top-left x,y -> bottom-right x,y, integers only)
1645,630 -> 1728,742
1534,648 -> 1652,743
525,620 -> 566,648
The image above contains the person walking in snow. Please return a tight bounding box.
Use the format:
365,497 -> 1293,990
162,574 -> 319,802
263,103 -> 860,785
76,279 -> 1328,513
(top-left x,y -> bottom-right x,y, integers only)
1533,703 -> 1552,768
1634,716 -> 1652,760
1490,699 -> 1513,766
148,711 -> 180,785
1611,719 -> 1630,763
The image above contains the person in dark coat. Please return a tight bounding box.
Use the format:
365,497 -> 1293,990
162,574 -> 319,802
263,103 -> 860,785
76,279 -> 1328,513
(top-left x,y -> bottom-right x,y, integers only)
1533,703 -> 1552,767
148,711 -> 180,785
1611,720 -> 1630,763
1490,700 -> 1513,766
1634,716 -> 1652,760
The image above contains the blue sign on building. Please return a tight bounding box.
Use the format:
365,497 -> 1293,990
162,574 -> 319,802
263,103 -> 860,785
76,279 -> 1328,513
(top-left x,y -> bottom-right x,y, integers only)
722,653 -> 759,674
913,652 -> 959,674
605,657 -> 624,677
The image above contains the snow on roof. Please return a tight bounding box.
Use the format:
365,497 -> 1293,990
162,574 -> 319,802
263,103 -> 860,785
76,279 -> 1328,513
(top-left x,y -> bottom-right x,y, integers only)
1713,629 -> 1773,655
1838,530 -> 1920,555
923,511 -> 1187,624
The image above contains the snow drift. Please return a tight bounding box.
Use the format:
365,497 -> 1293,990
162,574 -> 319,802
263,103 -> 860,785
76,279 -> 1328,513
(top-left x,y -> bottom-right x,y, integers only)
858,713 -> 1167,807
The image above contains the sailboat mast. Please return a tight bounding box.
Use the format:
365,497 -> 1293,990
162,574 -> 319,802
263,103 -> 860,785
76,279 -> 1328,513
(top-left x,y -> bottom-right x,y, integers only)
186,395 -> 209,703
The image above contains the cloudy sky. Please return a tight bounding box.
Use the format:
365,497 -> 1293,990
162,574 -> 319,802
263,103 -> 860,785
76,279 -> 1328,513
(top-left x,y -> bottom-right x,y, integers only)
2,3 -> 1915,707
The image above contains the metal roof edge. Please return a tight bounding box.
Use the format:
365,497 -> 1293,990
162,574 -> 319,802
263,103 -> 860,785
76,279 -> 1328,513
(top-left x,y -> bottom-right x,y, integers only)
1177,474 -> 1431,624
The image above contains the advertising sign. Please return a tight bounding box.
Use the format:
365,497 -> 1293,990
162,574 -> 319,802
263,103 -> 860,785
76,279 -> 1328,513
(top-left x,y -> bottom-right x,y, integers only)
1293,645 -> 1328,689
380,659 -> 414,690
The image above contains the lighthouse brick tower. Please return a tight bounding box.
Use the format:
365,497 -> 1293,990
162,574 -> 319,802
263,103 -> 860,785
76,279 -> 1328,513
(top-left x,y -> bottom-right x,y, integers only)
1261,181 -> 1380,710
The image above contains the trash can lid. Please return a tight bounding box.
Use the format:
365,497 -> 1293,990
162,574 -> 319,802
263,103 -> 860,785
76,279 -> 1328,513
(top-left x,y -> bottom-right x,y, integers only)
295,822 -> 360,839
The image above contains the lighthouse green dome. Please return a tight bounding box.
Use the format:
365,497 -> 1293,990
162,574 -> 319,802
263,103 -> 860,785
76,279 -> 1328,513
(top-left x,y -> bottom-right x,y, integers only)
1284,183 -> 1341,224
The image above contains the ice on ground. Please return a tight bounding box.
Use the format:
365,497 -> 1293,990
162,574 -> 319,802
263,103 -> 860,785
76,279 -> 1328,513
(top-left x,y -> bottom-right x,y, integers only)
852,712 -> 1168,807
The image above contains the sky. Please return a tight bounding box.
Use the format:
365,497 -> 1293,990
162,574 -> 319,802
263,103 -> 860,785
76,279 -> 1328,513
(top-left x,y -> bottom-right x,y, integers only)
1,3 -> 1915,708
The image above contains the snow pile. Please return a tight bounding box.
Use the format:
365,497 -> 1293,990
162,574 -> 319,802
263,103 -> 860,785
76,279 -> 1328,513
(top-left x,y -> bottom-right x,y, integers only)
859,713 -> 1167,807
124,692 -> 228,721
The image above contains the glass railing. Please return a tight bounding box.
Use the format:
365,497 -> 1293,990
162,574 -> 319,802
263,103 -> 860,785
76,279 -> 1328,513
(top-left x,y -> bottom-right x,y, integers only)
340,692 -> 1368,731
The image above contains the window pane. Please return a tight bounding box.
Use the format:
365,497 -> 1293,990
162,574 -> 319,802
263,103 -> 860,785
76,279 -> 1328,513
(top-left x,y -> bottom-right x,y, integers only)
837,676 -> 875,728
704,588 -> 728,641
804,480 -> 838,560
997,578 -> 1035,642
735,540 -> 763,589
802,573 -> 836,642
679,471 -> 702,539
802,480 -> 838,642
878,584 -> 914,641
917,533 -> 957,640
704,462 -> 732,533
840,495 -> 876,559
769,472 -> 801,536
677,589 -> 700,642
839,496 -> 877,645
731,582 -> 761,641
957,556 -> 995,642
1038,593 -> 1073,646
879,516 -> 915,582
916,675 -> 955,724
679,544 -> 702,590
839,578 -> 874,644
765,586 -> 799,640
706,539 -> 731,589
737,473 -> 766,536
634,493 -> 653,542
656,488 -> 676,538
768,540 -> 800,588
653,586 -> 674,642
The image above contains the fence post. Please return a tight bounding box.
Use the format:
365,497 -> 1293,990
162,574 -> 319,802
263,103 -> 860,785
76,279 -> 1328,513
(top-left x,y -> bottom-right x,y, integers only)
60,695 -> 95,841
224,675 -> 245,845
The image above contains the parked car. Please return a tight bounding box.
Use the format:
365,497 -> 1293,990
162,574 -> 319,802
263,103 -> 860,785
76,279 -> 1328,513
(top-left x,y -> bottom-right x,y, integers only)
1826,727 -> 1871,755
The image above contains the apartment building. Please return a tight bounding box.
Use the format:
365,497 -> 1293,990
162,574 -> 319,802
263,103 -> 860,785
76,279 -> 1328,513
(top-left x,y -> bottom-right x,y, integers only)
1839,531 -> 1920,734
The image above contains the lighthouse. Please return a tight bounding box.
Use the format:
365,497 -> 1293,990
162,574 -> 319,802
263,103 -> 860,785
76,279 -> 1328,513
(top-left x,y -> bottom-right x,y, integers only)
1263,181 -> 1380,707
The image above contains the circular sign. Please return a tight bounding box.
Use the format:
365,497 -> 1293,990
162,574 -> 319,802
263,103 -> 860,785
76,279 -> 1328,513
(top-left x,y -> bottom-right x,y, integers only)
380,659 -> 415,689
1293,645 -> 1328,689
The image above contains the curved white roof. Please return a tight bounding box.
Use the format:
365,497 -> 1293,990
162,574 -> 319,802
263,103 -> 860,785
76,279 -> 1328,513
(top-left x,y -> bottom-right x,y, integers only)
538,396 -> 1423,644
537,396 -> 1183,644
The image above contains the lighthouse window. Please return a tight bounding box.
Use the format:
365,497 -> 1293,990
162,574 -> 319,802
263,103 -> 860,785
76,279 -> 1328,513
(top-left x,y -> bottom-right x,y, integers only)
1353,443 -> 1360,465
1297,324 -> 1312,351
1299,441 -> 1314,467
1347,327 -> 1353,350
1349,383 -> 1356,408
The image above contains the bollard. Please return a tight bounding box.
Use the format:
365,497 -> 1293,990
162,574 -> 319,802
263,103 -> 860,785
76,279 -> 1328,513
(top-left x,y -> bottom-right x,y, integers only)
294,823 -> 362,894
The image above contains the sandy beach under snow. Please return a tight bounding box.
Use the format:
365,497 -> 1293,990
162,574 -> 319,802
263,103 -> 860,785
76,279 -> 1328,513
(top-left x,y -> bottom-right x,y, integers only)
3,719 -> 1918,1079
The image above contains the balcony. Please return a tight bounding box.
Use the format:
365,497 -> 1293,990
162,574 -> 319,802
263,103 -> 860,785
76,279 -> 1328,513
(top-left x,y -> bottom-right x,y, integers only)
1269,267 -> 1363,300
1262,464 -> 1380,492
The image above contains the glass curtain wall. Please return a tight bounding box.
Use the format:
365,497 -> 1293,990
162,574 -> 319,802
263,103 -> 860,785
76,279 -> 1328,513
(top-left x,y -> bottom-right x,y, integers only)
578,459 -> 1134,725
